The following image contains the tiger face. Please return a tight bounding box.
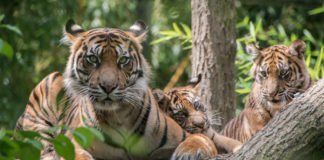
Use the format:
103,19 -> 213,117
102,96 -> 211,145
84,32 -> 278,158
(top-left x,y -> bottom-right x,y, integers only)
63,20 -> 150,111
154,75 -> 210,133
246,40 -> 311,113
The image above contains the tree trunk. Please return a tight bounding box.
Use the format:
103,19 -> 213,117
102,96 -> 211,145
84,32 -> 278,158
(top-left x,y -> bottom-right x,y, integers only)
191,0 -> 236,131
215,79 -> 324,160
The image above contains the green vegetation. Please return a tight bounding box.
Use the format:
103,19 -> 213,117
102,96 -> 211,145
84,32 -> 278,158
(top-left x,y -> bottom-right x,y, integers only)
0,126 -> 103,160
0,0 -> 323,158
0,0 -> 323,154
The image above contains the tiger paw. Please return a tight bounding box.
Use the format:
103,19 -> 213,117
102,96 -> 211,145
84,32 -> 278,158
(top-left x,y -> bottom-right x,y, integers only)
171,134 -> 217,160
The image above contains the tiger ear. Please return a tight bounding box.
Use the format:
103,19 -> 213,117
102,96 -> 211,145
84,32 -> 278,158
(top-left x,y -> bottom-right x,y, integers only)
62,19 -> 85,44
128,20 -> 148,43
246,43 -> 261,61
188,74 -> 202,90
289,40 -> 306,59
153,89 -> 170,112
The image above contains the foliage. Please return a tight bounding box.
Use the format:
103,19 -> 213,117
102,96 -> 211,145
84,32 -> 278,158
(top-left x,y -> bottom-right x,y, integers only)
0,14 -> 21,60
153,7 -> 324,111
0,126 -> 103,160
0,0 -> 323,127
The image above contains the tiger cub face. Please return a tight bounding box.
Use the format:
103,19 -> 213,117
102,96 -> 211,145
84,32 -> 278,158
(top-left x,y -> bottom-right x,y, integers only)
154,75 -> 210,133
63,20 -> 151,111
246,40 -> 312,114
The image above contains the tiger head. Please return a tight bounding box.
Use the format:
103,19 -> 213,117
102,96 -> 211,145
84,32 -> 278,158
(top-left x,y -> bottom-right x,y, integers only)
63,19 -> 151,111
153,75 -> 211,133
246,40 -> 311,113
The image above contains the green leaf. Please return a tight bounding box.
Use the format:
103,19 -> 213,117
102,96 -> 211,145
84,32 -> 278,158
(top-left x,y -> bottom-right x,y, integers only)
308,6 -> 324,15
0,24 -> 22,35
16,131 -> 42,139
303,29 -> 316,44
150,36 -> 173,45
0,129 -> 5,139
159,30 -> 177,36
72,128 -> 93,148
249,22 -> 256,41
180,23 -> 192,37
17,141 -> 41,160
172,23 -> 183,35
26,139 -> 43,150
86,128 -> 104,142
236,88 -> 251,94
52,134 -> 75,160
0,14 -> 4,22
0,39 -> 14,60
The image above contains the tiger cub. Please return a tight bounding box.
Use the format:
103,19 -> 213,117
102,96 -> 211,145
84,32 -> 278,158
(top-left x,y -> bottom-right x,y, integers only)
153,75 -> 242,154
221,40 -> 312,143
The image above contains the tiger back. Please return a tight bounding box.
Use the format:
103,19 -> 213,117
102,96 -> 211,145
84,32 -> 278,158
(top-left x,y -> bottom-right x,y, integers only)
221,40 -> 312,143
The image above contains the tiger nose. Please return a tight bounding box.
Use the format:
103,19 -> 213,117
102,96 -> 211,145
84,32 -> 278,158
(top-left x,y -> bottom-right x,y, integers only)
192,117 -> 205,128
99,83 -> 117,94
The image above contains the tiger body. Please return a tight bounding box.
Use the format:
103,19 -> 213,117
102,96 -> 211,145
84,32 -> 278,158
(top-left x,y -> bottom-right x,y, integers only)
153,76 -> 242,154
221,41 -> 312,143
16,20 -> 213,160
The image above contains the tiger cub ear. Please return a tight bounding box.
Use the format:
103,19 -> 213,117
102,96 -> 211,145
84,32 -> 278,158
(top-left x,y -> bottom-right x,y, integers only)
289,40 -> 306,59
153,89 -> 170,112
62,19 -> 85,44
188,74 -> 202,90
246,43 -> 261,61
128,20 -> 148,43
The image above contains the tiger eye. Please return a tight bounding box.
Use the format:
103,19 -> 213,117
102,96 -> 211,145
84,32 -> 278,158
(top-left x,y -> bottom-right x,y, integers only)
119,56 -> 130,65
260,70 -> 267,77
280,69 -> 290,79
87,55 -> 98,64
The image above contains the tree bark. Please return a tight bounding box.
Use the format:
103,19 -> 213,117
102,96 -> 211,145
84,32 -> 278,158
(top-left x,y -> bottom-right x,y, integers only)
215,79 -> 324,160
191,0 -> 236,131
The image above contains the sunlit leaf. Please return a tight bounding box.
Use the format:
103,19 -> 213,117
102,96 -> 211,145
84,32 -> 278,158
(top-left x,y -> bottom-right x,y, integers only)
172,23 -> 183,35
249,22 -> 256,41
151,37 -> 173,45
236,88 -> 251,94
180,23 -> 192,37
159,30 -> 177,36
0,38 -> 14,60
308,6 -> 324,15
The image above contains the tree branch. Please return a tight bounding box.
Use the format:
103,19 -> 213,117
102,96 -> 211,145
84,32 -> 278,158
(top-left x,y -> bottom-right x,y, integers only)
215,79 -> 324,160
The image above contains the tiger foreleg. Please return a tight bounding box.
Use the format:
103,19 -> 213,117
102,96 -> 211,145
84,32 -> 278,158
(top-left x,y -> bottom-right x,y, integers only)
171,134 -> 218,160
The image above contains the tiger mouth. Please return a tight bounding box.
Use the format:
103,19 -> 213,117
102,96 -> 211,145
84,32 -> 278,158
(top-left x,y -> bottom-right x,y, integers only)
186,126 -> 208,134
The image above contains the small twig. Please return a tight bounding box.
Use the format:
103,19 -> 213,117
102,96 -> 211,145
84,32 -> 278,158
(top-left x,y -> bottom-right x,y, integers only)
163,52 -> 191,92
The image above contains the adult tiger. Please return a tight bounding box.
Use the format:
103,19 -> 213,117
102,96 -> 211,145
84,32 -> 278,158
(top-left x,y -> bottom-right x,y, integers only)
221,40 -> 312,143
16,19 -> 212,160
153,75 -> 242,154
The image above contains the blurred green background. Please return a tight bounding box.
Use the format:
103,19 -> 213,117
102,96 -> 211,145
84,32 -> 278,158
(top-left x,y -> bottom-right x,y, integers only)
0,0 -> 323,128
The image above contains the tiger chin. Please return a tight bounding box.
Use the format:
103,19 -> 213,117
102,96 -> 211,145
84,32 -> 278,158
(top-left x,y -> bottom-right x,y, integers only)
221,40 -> 312,143
153,75 -> 242,155
16,19 -> 219,160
